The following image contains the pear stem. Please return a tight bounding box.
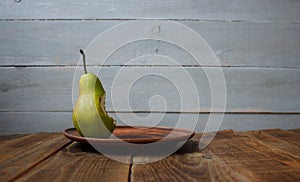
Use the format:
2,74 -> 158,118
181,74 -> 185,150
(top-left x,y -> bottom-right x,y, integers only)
79,49 -> 87,74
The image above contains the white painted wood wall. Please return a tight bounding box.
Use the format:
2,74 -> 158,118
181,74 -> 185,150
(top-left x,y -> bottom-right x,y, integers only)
0,0 -> 299,134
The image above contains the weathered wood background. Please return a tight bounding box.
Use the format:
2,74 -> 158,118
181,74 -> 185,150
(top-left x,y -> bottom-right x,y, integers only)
0,0 -> 299,134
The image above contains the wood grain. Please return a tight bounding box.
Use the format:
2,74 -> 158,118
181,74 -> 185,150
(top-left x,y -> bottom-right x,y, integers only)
0,21 -> 299,67
244,130 -> 300,159
289,128 -> 300,134
0,134 -> 28,143
0,112 -> 73,135
0,67 -> 299,113
201,130 -> 300,181
131,130 -> 249,182
1,112 -> 300,135
131,129 -> 300,181
0,0 -> 299,21
262,129 -> 300,147
0,133 -> 71,181
131,153 -> 242,182
16,142 -> 131,182
131,131 -> 240,181
0,129 -> 299,181
0,1 -> 299,134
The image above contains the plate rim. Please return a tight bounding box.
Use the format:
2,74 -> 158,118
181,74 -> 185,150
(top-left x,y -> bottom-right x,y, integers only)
63,126 -> 195,144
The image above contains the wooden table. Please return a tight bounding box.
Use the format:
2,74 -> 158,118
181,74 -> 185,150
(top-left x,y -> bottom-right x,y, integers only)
1,128 -> 300,182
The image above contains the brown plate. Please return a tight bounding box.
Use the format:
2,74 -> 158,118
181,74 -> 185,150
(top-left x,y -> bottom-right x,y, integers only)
63,126 -> 195,144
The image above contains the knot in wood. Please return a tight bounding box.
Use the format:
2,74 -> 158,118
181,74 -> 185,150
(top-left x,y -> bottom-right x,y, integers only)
202,154 -> 212,159
153,25 -> 161,34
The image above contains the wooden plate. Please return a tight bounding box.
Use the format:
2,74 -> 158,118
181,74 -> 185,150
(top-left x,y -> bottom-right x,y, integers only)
63,126 -> 195,144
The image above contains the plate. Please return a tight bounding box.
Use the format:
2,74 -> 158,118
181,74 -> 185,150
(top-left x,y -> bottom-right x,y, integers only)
63,126 -> 195,144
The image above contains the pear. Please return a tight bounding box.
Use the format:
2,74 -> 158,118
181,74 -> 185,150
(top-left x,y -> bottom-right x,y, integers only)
72,49 -> 116,138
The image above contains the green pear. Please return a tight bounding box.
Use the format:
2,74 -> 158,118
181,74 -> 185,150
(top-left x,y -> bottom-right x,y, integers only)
72,49 -> 116,138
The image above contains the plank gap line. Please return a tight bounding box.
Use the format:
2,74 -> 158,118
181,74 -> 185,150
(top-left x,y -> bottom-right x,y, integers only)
1,65 -> 300,70
0,18 -> 299,23
0,111 -> 300,115
8,141 -> 73,182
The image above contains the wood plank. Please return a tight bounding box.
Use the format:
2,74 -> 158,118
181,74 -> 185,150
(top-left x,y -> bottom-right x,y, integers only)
131,129 -> 300,181
244,130 -> 300,158
0,67 -> 300,113
262,129 -> 300,147
0,112 -> 73,135
0,133 -> 71,181
0,21 -> 120,66
0,0 -> 299,21
131,153 -> 241,182
0,134 -> 28,143
201,129 -> 300,181
16,142 -> 131,182
289,128 -> 300,133
0,130 -> 298,181
1,112 -> 300,135
186,21 -> 300,68
0,21 -> 300,68
131,130 -> 250,182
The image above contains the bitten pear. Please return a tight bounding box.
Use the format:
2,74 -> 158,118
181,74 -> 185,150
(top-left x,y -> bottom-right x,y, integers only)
72,49 -> 116,138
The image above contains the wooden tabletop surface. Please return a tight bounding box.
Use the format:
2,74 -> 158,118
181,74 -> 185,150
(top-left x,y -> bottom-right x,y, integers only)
1,128 -> 300,182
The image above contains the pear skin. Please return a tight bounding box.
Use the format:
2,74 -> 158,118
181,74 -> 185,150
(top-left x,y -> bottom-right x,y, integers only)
72,50 -> 116,138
